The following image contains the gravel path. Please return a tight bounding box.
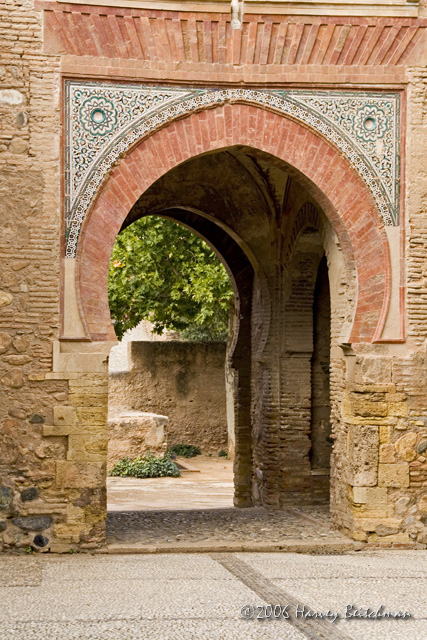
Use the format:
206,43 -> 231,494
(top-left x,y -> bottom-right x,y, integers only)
3,551 -> 427,639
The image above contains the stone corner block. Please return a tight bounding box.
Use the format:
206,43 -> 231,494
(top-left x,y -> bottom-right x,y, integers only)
53,405 -> 77,427
55,461 -> 105,489
354,516 -> 402,533
53,522 -> 90,543
43,425 -> 74,437
352,486 -> 387,505
348,424 -> 379,487
66,434 -> 108,463
378,463 -> 409,488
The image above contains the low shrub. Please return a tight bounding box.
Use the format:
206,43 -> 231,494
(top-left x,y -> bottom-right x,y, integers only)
218,449 -> 228,458
168,444 -> 201,458
109,452 -> 180,478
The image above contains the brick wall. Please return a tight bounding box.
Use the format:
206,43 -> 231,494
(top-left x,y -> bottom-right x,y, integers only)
0,0 -> 71,551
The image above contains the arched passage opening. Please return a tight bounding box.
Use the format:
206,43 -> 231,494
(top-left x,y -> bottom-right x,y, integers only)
90,144 -> 354,527
77,105 -> 390,346
63,104 -> 392,545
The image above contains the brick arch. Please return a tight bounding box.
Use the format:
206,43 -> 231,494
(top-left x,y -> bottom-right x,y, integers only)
284,202 -> 321,263
76,103 -> 391,343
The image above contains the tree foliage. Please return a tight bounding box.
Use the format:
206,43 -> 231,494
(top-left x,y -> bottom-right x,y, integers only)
108,216 -> 234,341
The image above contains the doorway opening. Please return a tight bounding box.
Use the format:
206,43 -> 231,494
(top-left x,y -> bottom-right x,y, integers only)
72,102 -> 391,547
310,255 -> 332,503
100,145 -> 348,546
106,214 -> 240,514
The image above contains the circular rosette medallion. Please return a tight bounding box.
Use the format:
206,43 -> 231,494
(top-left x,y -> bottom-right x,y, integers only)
353,105 -> 388,142
79,96 -> 117,136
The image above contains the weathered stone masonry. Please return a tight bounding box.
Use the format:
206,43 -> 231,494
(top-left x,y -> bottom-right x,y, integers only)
108,340 -> 228,461
2,0 -> 427,551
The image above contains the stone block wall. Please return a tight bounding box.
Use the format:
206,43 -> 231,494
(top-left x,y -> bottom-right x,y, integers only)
108,410 -> 168,468
0,0 -> 68,552
340,365 -> 427,545
327,67 -> 427,546
108,341 -> 228,455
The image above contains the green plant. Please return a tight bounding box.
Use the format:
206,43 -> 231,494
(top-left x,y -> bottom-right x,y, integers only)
109,452 -> 180,478
25,546 -> 34,554
168,444 -> 201,458
218,449 -> 228,458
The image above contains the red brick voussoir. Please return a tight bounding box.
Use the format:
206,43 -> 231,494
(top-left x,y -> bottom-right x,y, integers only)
76,103 -> 391,344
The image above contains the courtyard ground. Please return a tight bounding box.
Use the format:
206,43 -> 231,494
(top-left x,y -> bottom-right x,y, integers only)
1,550 -> 426,639
107,455 -> 235,512
106,457 -> 350,552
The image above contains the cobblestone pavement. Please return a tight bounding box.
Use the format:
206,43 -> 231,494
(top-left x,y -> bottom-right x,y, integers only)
0,551 -> 426,639
106,505 -> 344,545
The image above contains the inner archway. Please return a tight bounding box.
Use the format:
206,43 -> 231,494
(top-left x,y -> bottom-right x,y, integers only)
96,144 -> 348,517
100,147 -> 345,548
106,209 -> 254,514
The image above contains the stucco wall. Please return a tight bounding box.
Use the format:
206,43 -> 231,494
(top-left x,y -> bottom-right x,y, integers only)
109,341 -> 228,454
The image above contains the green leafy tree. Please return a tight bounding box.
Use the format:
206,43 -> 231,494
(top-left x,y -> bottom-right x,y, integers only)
108,216 -> 233,341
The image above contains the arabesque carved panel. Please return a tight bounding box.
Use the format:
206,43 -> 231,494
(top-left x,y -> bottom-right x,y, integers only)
65,81 -> 400,257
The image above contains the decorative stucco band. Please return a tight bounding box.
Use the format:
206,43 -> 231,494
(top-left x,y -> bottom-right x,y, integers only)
65,81 -> 400,257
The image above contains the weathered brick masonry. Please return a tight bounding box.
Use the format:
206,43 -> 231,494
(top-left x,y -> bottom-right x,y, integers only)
2,0 -> 427,550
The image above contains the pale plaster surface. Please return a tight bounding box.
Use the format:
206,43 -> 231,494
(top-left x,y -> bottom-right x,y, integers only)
62,258 -> 86,339
108,321 -> 179,373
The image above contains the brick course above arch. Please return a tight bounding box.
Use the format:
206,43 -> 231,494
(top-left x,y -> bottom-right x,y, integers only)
40,2 -> 426,76
76,103 -> 391,343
